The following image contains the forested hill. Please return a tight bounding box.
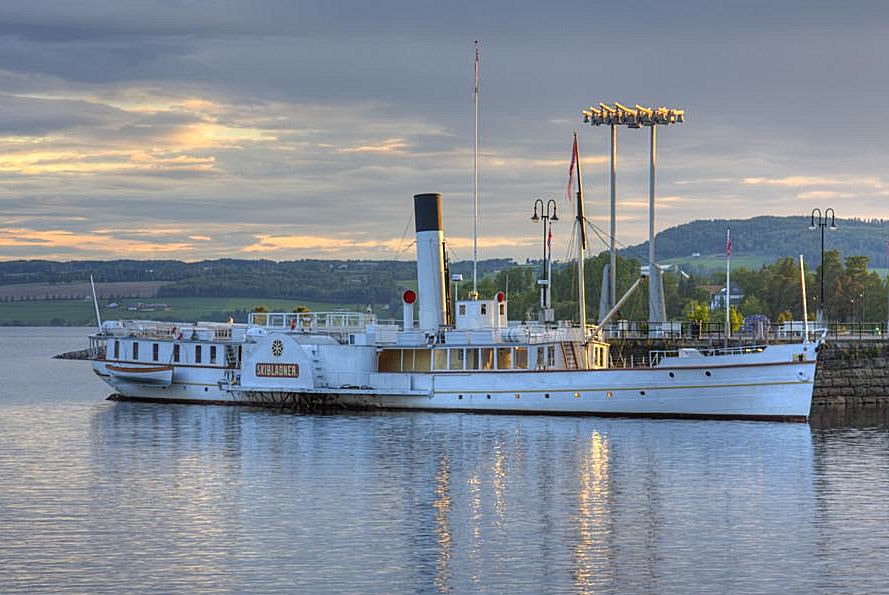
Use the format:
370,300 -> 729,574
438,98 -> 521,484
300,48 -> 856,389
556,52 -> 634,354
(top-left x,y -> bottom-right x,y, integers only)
0,258 -> 514,311
620,216 -> 889,271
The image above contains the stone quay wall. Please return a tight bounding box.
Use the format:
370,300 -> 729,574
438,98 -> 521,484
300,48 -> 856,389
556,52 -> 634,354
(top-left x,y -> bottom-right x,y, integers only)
813,341 -> 889,406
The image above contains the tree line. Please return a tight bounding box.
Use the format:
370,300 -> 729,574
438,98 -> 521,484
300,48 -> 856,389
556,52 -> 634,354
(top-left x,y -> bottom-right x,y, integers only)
474,250 -> 888,325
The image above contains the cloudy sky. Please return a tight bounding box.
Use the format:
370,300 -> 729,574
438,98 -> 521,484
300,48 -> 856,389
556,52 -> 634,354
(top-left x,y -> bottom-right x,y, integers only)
1,1 -> 888,262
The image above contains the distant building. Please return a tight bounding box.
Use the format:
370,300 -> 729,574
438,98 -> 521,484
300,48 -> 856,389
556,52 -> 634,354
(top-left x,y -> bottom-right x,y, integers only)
709,287 -> 744,311
126,302 -> 170,312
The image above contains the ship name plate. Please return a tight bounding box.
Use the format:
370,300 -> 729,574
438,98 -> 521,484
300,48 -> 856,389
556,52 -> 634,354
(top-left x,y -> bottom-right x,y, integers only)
255,362 -> 300,378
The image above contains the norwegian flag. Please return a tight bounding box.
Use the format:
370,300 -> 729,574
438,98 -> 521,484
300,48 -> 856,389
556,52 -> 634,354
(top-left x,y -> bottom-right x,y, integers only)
547,224 -> 553,254
726,228 -> 732,257
566,135 -> 578,204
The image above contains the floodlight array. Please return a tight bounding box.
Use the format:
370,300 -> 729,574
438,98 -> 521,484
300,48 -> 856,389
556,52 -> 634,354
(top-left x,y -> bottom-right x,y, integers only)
582,103 -> 684,128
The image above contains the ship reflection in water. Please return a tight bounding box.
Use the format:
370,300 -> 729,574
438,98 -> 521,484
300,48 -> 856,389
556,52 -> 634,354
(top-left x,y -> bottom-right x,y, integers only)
3,397 -> 889,592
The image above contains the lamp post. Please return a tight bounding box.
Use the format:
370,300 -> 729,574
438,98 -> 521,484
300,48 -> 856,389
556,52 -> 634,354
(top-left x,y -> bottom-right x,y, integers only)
809,207 -> 838,323
532,199 -> 558,319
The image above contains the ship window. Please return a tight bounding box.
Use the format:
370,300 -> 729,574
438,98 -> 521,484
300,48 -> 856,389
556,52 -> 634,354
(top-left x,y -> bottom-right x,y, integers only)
210,345 -> 217,364
402,349 -> 413,371
433,349 -> 448,370
195,344 -> 202,363
458,304 -> 466,316
152,343 -> 159,361
378,349 -> 401,372
413,349 -> 431,371
173,344 -> 180,362
548,345 -> 556,367
480,348 -> 494,370
499,303 -> 505,316
449,349 -> 464,370
480,304 -> 487,315
536,346 -> 544,368
465,348 -> 479,370
514,347 -> 528,369
496,348 -> 512,369
132,342 -> 139,360
113,340 -> 119,359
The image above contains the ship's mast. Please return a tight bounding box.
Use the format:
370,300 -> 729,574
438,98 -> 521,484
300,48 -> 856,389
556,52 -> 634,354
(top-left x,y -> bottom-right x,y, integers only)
471,40 -> 480,297
574,132 -> 587,335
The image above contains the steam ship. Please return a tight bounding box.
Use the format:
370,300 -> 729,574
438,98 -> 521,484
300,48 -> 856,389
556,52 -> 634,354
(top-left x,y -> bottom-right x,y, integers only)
85,192 -> 821,422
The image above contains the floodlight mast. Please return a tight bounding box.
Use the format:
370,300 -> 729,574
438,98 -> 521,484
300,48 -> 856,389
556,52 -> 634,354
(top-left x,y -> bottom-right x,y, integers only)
581,103 -> 684,328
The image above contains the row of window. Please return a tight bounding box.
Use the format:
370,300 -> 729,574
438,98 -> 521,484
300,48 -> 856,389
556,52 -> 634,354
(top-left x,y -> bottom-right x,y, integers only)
379,347 -> 531,372
112,340 -> 219,364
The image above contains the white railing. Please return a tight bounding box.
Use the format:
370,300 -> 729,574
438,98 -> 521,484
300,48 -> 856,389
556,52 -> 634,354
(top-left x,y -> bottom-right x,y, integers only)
648,344 -> 768,367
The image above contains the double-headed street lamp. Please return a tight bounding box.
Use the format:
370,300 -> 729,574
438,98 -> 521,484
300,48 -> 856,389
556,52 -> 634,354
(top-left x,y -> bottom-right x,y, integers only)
809,207 -> 838,323
532,198 -> 558,320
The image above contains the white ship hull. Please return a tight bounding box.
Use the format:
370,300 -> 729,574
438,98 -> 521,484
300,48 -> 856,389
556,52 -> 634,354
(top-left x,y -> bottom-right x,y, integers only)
92,342 -> 817,421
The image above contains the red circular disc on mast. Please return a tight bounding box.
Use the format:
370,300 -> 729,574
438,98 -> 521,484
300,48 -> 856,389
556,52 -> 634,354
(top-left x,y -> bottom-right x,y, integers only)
496,291 -> 505,303
403,289 -> 417,304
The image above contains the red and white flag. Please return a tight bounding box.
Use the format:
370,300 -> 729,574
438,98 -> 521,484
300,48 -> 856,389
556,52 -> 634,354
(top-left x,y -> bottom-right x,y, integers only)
726,228 -> 732,257
566,135 -> 578,204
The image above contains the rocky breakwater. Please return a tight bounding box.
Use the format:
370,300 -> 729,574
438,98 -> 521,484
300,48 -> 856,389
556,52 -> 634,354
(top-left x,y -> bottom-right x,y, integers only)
813,341 -> 889,406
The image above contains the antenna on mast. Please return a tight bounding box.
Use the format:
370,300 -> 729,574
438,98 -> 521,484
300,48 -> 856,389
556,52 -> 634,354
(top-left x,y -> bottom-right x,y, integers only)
470,40 -> 480,299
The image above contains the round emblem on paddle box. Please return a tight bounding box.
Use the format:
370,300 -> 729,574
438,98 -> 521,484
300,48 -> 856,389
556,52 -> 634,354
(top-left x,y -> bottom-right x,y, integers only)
271,339 -> 284,357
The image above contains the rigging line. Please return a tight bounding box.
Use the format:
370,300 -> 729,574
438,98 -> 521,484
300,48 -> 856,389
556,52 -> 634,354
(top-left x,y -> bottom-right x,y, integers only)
395,240 -> 417,259
564,220 -> 578,262
584,219 -> 665,273
445,240 -> 463,262
393,212 -> 414,259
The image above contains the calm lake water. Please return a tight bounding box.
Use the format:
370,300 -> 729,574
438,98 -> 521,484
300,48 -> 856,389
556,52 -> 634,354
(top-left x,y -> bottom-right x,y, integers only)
1,327 -> 888,594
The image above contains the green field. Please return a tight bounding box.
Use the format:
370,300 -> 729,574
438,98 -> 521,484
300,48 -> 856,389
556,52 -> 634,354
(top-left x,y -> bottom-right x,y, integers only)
0,297 -> 368,326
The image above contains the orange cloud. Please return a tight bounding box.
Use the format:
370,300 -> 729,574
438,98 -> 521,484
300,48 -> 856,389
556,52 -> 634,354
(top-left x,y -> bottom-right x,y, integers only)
0,228 -> 194,254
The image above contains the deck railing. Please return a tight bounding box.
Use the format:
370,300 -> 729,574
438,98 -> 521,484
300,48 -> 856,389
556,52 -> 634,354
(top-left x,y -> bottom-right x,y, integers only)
599,320 -> 887,343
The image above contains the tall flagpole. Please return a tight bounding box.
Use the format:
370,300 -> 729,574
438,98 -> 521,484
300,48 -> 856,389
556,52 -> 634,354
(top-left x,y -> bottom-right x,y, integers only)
472,40 -> 479,297
725,227 -> 731,347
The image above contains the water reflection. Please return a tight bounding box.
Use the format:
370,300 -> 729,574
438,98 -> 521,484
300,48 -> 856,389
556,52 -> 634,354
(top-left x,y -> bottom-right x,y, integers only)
573,431 -> 612,594
76,405 -> 826,593
432,454 -> 452,593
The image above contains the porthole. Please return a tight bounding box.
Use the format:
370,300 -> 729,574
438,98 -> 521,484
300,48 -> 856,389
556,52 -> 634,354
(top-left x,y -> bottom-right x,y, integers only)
669,372 -> 675,378
204,387 -> 208,392
640,390 -> 646,396
544,393 -> 550,399
705,371 -> 712,377
515,393 -> 521,399
574,392 -> 581,399
458,394 -> 463,400
486,394 -> 491,399
606,391 -> 614,398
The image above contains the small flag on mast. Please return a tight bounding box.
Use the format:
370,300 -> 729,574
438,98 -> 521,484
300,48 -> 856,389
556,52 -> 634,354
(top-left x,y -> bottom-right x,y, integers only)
726,228 -> 732,257
567,135 -> 578,204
